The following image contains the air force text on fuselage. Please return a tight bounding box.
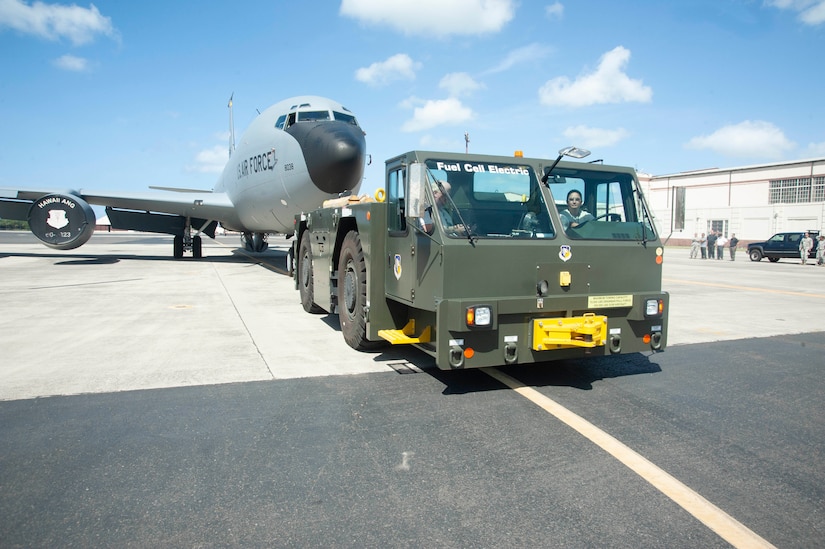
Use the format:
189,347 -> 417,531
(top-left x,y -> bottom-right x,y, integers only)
236,149 -> 279,180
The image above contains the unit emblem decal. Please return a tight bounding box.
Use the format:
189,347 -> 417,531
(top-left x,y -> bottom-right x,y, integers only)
393,254 -> 402,280
559,245 -> 572,262
46,209 -> 69,230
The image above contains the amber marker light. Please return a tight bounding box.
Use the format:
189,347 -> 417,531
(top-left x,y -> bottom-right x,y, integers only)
643,334 -> 652,344
464,348 -> 475,359
656,255 -> 663,265
366,211 -> 371,221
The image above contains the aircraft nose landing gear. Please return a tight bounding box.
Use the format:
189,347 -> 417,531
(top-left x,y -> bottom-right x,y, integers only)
242,232 -> 269,253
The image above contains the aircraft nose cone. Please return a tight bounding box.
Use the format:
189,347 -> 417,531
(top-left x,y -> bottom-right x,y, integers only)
287,121 -> 366,194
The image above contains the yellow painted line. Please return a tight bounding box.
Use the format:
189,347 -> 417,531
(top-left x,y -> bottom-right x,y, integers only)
664,277 -> 825,299
482,367 -> 776,549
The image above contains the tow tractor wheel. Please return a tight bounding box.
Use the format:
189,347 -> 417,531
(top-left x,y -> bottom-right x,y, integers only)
298,234 -> 324,314
338,230 -> 382,350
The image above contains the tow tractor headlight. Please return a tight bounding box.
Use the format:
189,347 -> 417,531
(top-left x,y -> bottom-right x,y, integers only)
645,298 -> 664,317
466,305 -> 492,327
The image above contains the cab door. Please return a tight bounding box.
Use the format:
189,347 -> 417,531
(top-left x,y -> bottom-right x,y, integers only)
384,160 -> 415,304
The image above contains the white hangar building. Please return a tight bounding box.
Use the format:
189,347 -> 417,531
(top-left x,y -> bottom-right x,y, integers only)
638,157 -> 825,245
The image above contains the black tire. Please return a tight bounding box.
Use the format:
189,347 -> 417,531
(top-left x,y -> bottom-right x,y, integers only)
193,236 -> 203,259
338,231 -> 378,350
253,233 -> 268,253
173,235 -> 184,258
749,248 -> 762,262
298,234 -> 324,314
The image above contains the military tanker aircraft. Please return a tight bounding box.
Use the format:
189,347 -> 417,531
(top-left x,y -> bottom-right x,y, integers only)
0,95 -> 366,258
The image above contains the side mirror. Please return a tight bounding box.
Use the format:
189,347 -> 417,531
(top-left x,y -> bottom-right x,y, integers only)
558,146 -> 590,159
406,162 -> 428,223
541,145 -> 591,183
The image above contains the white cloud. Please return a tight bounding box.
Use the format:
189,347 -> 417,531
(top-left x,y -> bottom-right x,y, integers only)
401,97 -> 475,132
685,121 -> 795,158
439,72 -> 483,97
539,46 -> 653,107
483,43 -> 553,75
340,0 -> 516,37
188,145 -> 228,173
545,2 -> 564,19
563,125 -> 629,148
0,0 -> 117,45
803,140 -> 825,157
765,0 -> 825,25
538,46 -> 652,108
355,53 -> 420,86
53,53 -> 88,71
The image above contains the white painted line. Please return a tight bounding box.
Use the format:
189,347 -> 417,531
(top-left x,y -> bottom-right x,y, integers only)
482,367 -> 776,549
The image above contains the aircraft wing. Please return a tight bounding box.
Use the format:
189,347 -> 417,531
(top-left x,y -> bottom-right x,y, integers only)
0,186 -> 243,230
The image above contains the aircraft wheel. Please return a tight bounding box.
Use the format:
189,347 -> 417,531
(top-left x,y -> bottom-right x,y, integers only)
338,230 -> 381,350
242,233 -> 254,252
253,233 -> 268,253
193,236 -> 203,259
298,234 -> 323,314
173,235 -> 184,258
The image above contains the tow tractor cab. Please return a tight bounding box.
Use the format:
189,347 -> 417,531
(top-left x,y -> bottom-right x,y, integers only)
294,148 -> 668,370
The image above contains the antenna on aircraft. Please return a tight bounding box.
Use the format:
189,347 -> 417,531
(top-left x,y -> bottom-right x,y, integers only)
228,93 -> 236,158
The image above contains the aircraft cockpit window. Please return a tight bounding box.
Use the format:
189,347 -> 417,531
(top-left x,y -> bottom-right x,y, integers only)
296,110 -> 331,122
334,111 -> 360,126
275,114 -> 287,130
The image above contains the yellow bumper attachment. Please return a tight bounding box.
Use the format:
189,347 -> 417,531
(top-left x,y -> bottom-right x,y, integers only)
532,313 -> 608,351
378,319 -> 432,345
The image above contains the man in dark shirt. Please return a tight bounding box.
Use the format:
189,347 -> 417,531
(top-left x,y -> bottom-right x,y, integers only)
706,231 -> 718,260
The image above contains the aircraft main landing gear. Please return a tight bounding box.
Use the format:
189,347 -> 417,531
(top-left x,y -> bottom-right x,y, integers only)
173,233 -> 203,259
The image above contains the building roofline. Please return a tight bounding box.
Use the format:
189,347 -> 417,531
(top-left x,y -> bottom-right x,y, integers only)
652,157 -> 825,180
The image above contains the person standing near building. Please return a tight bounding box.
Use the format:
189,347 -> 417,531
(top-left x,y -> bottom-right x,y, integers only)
799,231 -> 814,265
707,231 -> 718,261
690,233 -> 700,258
699,232 -> 707,259
729,233 -> 739,260
816,235 -> 825,266
716,233 -> 727,260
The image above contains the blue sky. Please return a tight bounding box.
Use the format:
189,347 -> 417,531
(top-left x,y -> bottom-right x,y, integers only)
1,0 -> 824,196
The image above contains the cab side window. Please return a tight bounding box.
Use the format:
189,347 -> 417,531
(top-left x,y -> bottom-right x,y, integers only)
387,168 -> 406,233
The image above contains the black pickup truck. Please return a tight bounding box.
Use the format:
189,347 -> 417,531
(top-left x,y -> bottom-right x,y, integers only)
748,231 -> 820,262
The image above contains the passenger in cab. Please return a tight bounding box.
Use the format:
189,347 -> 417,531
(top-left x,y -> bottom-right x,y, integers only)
559,190 -> 594,230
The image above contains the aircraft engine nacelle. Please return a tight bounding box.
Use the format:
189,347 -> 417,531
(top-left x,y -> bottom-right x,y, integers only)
28,193 -> 96,250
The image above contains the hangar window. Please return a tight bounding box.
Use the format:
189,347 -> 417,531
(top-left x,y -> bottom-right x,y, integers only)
814,176 -> 825,202
770,178 -> 812,204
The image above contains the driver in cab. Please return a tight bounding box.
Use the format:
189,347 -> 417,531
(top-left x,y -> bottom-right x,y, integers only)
559,189 -> 594,230
421,181 -> 466,235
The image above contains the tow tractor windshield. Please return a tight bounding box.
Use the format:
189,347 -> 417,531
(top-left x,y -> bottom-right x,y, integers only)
547,168 -> 656,241
421,159 -> 556,239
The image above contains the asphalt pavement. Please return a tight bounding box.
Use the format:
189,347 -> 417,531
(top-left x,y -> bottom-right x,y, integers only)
1,232 -> 824,548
